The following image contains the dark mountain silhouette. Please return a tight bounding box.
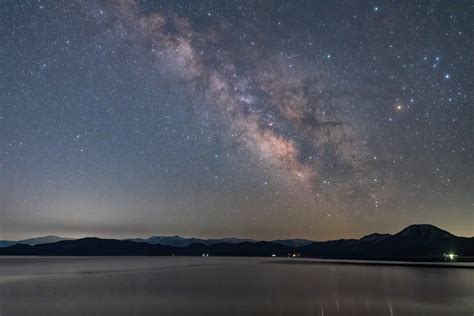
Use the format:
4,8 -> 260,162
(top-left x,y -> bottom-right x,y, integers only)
0,239 -> 287,257
364,224 -> 471,258
0,240 -> 16,248
359,233 -> 391,243
0,224 -> 472,261
127,236 -> 257,247
0,238 -> 175,256
0,234 -> 298,248
0,235 -> 72,248
271,239 -> 314,247
299,224 -> 473,260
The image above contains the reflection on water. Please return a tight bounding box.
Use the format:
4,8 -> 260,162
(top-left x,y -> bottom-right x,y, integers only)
0,257 -> 472,315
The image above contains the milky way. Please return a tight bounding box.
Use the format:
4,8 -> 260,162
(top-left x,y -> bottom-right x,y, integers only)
108,0 -> 386,205
1,0 -> 472,240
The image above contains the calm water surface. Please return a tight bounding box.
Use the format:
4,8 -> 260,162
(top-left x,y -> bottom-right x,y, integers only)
0,257 -> 472,315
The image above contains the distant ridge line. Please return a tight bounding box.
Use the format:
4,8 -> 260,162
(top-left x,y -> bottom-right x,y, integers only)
0,224 -> 473,261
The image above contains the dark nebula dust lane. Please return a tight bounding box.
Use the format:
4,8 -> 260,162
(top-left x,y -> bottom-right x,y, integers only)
1,0 -> 472,240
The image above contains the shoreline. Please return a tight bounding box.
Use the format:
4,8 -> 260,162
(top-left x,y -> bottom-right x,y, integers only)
269,258 -> 474,269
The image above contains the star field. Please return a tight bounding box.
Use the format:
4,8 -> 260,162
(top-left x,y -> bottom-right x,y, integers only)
1,0 -> 472,240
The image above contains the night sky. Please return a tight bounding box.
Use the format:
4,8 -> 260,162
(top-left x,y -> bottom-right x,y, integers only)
1,0 -> 472,241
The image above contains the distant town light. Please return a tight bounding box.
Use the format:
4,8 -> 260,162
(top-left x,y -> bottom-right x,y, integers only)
443,252 -> 457,261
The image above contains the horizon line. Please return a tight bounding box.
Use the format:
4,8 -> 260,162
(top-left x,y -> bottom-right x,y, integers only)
2,223 -> 472,243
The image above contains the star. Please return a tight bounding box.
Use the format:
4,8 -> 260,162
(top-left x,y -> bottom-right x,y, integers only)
1,0 -> 471,241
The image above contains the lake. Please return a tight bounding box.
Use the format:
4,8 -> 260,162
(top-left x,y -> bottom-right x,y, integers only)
0,257 -> 472,315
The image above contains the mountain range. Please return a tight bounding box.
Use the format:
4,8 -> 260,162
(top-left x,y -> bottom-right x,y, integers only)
0,224 -> 472,261
0,235 -> 73,248
0,235 -> 313,248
